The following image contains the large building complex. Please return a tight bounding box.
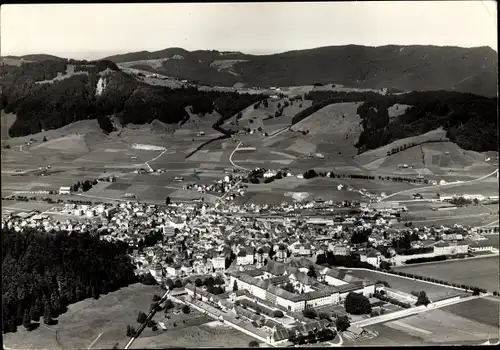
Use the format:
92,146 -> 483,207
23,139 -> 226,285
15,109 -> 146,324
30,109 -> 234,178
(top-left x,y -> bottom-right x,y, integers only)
228,259 -> 375,312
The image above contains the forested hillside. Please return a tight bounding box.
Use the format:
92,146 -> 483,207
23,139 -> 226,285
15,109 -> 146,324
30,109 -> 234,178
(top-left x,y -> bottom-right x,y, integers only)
104,45 -> 497,97
0,60 -> 266,137
2,227 -> 137,333
302,90 -> 498,153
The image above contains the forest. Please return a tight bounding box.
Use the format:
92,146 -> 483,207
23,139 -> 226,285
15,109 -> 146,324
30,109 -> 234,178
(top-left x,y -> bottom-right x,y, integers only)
300,90 -> 497,153
2,227 -> 137,333
0,59 -> 266,137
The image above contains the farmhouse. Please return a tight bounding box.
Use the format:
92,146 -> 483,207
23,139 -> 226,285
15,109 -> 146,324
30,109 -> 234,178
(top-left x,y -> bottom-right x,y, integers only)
59,186 -> 71,195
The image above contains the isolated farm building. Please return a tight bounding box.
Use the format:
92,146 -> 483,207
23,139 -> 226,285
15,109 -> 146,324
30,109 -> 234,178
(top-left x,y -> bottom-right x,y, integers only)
59,186 -> 71,195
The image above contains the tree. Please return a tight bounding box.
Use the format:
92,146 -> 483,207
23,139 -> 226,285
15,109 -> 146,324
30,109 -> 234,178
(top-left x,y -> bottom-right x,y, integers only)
319,312 -> 330,320
345,292 -> 371,315
273,310 -> 284,318
302,308 -> 317,319
335,315 -> 350,332
233,280 -> 238,292
137,311 -> 147,324
164,299 -> 174,310
23,309 -> 32,329
152,325 -> 158,331
165,196 -> 171,205
126,325 -> 136,337
147,319 -> 155,327
153,294 -> 161,302
165,279 -> 174,290
182,305 -> 191,314
415,291 -> 430,306
174,279 -> 182,288
379,261 -> 391,270
307,330 -> 316,343
195,278 -> 202,287
249,340 -> 260,347
307,265 -> 317,278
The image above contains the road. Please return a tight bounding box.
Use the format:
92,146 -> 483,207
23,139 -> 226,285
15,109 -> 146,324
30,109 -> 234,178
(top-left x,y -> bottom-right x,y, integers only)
479,219 -> 499,228
229,142 -> 250,171
353,293 -> 490,328
144,149 -> 167,172
326,333 -> 344,347
123,289 -> 169,350
380,168 -> 499,201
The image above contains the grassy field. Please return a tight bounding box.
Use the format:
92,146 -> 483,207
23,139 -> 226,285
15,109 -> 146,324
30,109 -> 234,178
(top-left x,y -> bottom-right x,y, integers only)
355,128 -> 449,166
441,296 -> 500,328
342,269 -> 467,301
2,283 -> 165,350
130,321 -> 257,348
393,256 -> 500,292
381,308 -> 499,344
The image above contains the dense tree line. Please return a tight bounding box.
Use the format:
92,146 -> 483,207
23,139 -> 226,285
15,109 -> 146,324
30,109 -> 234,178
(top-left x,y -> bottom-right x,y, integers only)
316,251 -> 375,270
2,227 -> 137,333
354,91 -> 497,153
404,255 -> 448,264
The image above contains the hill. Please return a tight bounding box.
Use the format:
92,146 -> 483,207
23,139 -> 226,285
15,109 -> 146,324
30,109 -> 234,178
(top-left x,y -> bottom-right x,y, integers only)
0,59 -> 266,138
104,45 -> 497,97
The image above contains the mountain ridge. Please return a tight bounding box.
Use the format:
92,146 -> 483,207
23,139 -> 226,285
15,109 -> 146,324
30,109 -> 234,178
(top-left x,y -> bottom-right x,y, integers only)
97,44 -> 498,97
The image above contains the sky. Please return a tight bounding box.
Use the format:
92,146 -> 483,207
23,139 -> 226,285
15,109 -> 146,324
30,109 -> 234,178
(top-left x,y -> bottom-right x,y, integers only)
1,2 -> 497,59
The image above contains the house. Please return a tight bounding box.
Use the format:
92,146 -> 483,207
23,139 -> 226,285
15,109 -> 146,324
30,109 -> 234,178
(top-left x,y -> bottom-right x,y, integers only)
211,256 -> 226,272
364,250 -> 381,268
331,244 -> 349,256
275,248 -> 287,262
59,186 -> 71,195
236,247 -> 255,266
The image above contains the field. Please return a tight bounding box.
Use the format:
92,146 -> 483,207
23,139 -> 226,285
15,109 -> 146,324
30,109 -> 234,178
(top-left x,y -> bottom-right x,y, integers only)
355,128 -> 449,166
359,305 -> 499,346
0,114 -> 238,205
222,97 -> 313,134
2,283 -> 165,350
393,256 -> 500,292
341,269 -> 467,301
130,321 -> 257,348
442,296 -> 500,328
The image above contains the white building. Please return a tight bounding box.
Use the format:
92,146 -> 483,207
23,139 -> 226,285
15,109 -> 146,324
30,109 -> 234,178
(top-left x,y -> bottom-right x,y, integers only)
59,186 -> 71,195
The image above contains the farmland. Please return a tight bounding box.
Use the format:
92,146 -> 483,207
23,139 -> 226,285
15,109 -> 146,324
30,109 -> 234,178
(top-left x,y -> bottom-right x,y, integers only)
381,308 -> 499,344
341,269 -> 468,301
2,283 -> 165,350
130,321 -> 257,348
393,256 -> 500,292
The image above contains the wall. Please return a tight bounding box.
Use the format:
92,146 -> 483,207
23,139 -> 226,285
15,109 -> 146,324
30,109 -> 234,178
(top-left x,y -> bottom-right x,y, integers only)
325,276 -> 349,286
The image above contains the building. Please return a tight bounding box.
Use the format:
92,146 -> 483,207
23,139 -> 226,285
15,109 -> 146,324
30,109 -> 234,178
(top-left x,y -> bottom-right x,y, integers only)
59,186 -> 71,195
228,260 -> 375,312
433,241 -> 468,256
211,256 -> 226,272
236,247 -> 255,266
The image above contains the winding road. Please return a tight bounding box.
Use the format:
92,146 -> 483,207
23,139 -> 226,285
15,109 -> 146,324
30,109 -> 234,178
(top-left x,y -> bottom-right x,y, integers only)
144,149 -> 167,172
381,168 -> 499,201
229,142 -> 250,171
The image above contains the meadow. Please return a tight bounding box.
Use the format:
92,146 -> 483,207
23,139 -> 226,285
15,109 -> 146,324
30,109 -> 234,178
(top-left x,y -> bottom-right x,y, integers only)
393,256 -> 500,292
2,283 -> 165,350
130,321 -> 257,348
342,269 -> 467,301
